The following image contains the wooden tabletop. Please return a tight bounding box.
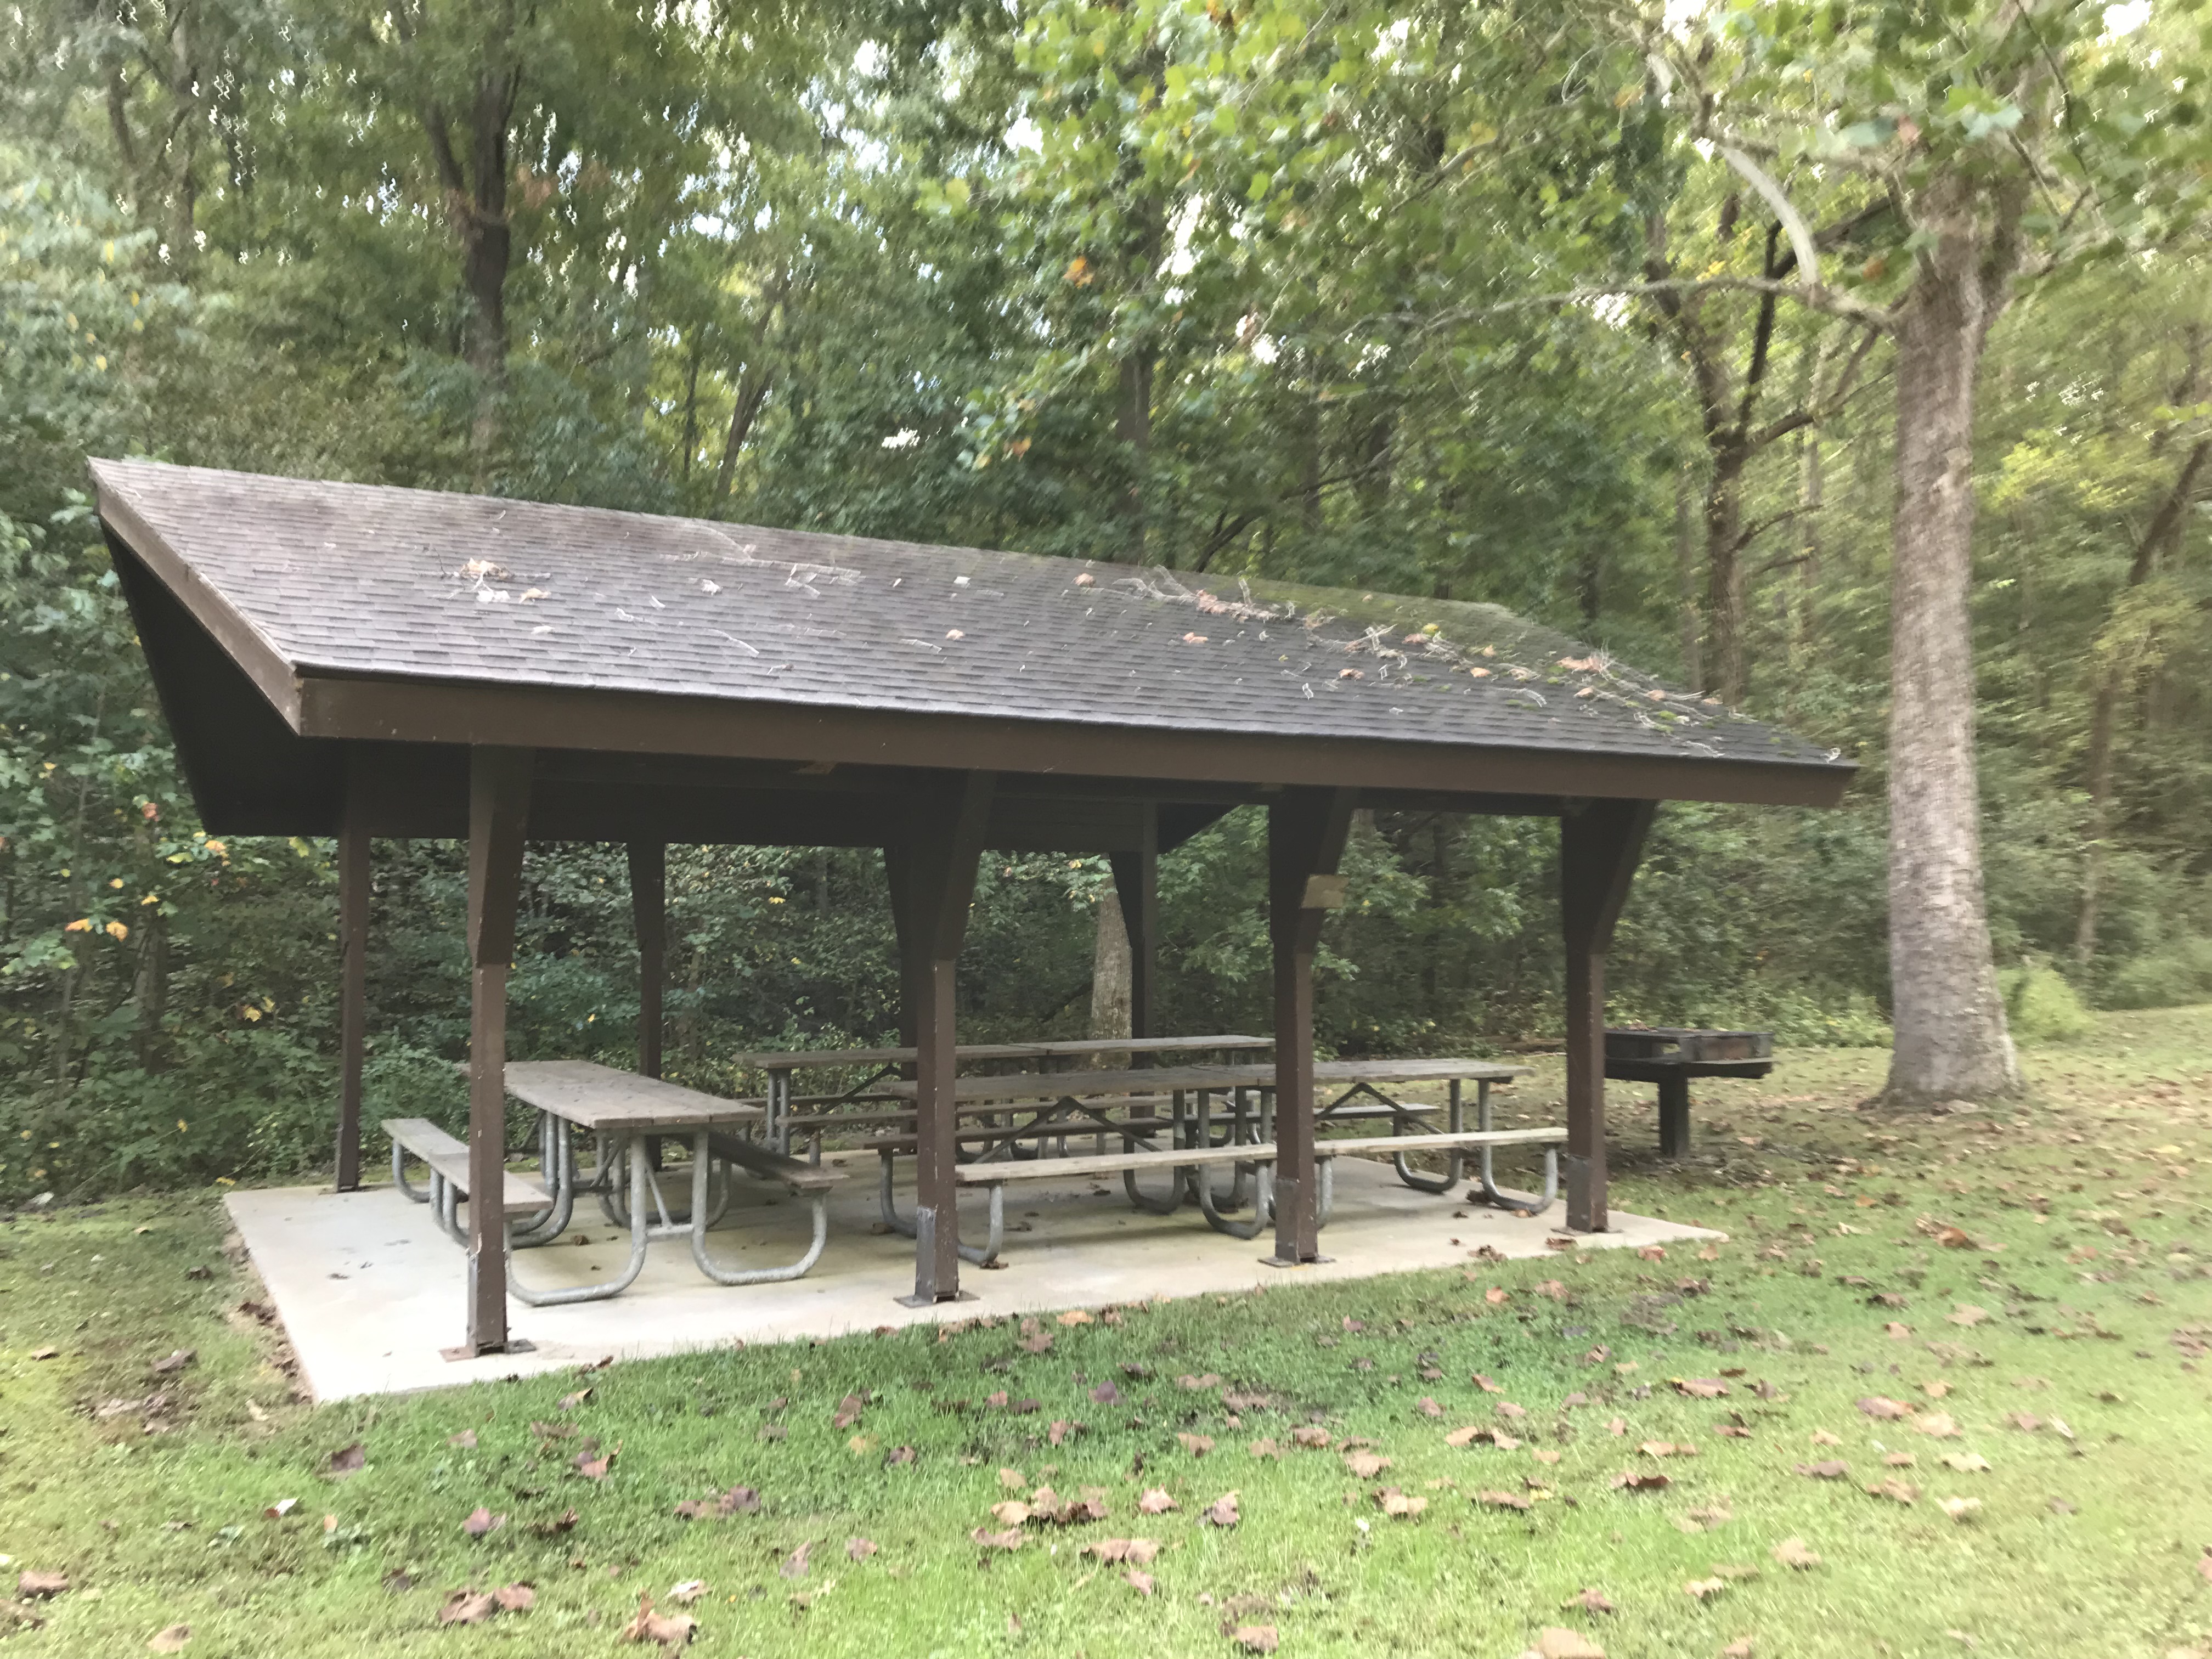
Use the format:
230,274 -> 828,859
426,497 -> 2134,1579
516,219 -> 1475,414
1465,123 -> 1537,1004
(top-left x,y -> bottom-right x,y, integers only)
877,1057 -> 1528,1107
731,1035 -> 1271,1070
500,1060 -> 765,1131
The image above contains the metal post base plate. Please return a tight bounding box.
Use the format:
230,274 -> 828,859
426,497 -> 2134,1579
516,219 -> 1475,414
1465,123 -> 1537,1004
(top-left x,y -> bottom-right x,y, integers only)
442,1338 -> 536,1361
894,1289 -> 978,1307
1259,1253 -> 1333,1268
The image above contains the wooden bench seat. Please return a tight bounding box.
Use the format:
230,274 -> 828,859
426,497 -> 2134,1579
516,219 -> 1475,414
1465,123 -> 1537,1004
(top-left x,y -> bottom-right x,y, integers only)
1316,1126 -> 1566,1157
383,1116 -> 551,1217
704,1131 -> 845,1193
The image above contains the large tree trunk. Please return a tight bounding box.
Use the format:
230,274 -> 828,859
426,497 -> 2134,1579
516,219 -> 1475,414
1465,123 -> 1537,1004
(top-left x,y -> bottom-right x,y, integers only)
1701,445 -> 1748,701
1087,876 -> 1132,1068
1117,349 -> 1153,560
1880,218 -> 2021,1108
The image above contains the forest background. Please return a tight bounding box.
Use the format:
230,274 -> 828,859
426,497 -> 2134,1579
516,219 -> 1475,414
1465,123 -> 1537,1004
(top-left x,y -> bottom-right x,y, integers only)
2,0 -> 2209,1200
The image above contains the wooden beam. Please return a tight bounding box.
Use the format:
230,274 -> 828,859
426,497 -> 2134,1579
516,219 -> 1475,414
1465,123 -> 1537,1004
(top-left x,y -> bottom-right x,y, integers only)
891,771 -> 996,1305
1560,798 -> 1655,1233
1108,804 -> 1159,1053
334,754 -> 370,1192
458,747 -> 532,1357
1266,786 -> 1358,1267
627,842 -> 666,1080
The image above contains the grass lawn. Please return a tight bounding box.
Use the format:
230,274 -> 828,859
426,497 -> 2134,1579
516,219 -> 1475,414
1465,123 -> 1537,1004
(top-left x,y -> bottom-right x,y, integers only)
4,1006 -> 2212,1658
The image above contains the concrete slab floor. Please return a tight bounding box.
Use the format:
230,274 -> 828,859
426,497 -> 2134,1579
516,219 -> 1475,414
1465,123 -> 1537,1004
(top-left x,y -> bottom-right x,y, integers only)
227,1156 -> 1726,1402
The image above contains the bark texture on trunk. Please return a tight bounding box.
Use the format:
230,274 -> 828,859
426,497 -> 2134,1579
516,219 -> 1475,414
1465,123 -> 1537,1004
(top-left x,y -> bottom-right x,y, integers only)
1086,876 -> 1132,1068
1881,187 -> 2022,1107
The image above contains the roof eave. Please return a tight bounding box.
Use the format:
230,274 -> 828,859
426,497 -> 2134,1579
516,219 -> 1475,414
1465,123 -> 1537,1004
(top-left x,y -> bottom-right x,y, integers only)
294,670 -> 1855,809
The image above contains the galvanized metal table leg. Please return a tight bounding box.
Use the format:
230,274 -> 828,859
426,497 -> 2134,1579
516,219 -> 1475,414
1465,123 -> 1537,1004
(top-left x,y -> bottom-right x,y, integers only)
877,1147 -> 1002,1263
507,1131 -> 652,1305
1471,1080 -> 1559,1215
1195,1154 -> 1273,1239
687,1130 -> 828,1285
1393,1077 -> 1465,1194
394,1138 -> 431,1204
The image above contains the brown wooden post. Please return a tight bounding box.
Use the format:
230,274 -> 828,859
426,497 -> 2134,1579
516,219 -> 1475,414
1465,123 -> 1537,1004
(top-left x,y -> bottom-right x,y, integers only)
1265,786 -> 1357,1267
334,755 -> 371,1192
457,746 -> 533,1358
1560,798 -> 1655,1233
627,842 -> 665,1080
1108,803 -> 1159,1052
892,771 -> 995,1306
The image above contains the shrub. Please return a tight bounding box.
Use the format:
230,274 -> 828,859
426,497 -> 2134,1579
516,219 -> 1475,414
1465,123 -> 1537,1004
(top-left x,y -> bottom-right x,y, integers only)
1999,963 -> 2095,1045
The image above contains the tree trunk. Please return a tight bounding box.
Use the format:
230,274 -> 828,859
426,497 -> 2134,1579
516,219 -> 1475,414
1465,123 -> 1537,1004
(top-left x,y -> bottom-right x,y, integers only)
1117,349 -> 1153,560
133,905 -> 170,1073
2074,434 -> 2209,968
1702,445 -> 1748,701
1087,876 -> 1132,1068
1674,469 -> 1702,690
1880,224 -> 2021,1108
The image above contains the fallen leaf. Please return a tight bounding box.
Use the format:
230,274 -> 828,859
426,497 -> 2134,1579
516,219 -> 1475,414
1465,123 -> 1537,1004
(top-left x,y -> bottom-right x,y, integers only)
1232,1626 -> 1278,1654
148,1624 -> 191,1652
1416,1396 -> 1443,1419
1949,1305 -> 1989,1328
1486,1288 -> 1511,1305
31,1346 -> 59,1361
1344,1449 -> 1391,1479
620,1595 -> 697,1647
462,1508 -> 504,1537
1177,1373 -> 1222,1391
1476,1488 -> 1536,1510
1533,1627 -> 1607,1658
557,1388 -> 591,1411
265,1498 -> 298,1519
1474,1374 -> 1505,1393
778,1542 -> 811,1579
1447,1425 -> 1520,1451
1678,1504 -> 1733,1532
18,1570 -> 69,1599
1057,1310 -> 1094,1327
1083,1538 -> 1161,1564
1200,1492 -> 1240,1528
1126,1569 -> 1154,1595
1772,1537 -> 1821,1569
327,1443 -> 365,1478
666,1579 -> 707,1605
1640,1441 -> 1697,1459
1916,1413 -> 1962,1438
1796,1462 -> 1850,1480
1608,1471 -> 1670,1492
1865,1478 -> 1918,1504
151,1349 -> 195,1376
1884,1452 -> 1918,1468
1721,1641 -> 1755,1659
1857,1397 -> 1913,1420
1672,1378 -> 1729,1400
1138,1488 -> 1177,1514
493,1584 -> 534,1612
672,1485 -> 759,1519
1533,1448 -> 1563,1465
833,1393 -> 866,1429
845,1537 -> 878,1562
1562,1587 -> 1616,1614
1375,1487 -> 1429,1517
1810,1429 -> 1843,1446
1922,1381 -> 1954,1400
970,1528 -> 1024,1549
437,1590 -> 497,1626
1178,1434 -> 1215,1458
1885,1322 -> 1914,1340
1290,1425 -> 1331,1448
1685,1577 -> 1729,1600
575,1447 -> 616,1480
1939,1497 -> 1983,1521
448,1430 -> 477,1449
1940,1453 -> 1992,1473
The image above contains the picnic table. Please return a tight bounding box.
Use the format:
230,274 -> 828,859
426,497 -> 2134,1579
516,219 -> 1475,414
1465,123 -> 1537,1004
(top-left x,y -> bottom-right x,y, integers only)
869,1056 -> 1548,1257
391,1061 -> 841,1304
735,1034 -> 1271,1155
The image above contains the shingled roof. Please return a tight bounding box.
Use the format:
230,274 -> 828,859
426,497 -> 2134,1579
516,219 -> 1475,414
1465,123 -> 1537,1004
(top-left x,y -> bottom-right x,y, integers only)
93,459 -> 1852,836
